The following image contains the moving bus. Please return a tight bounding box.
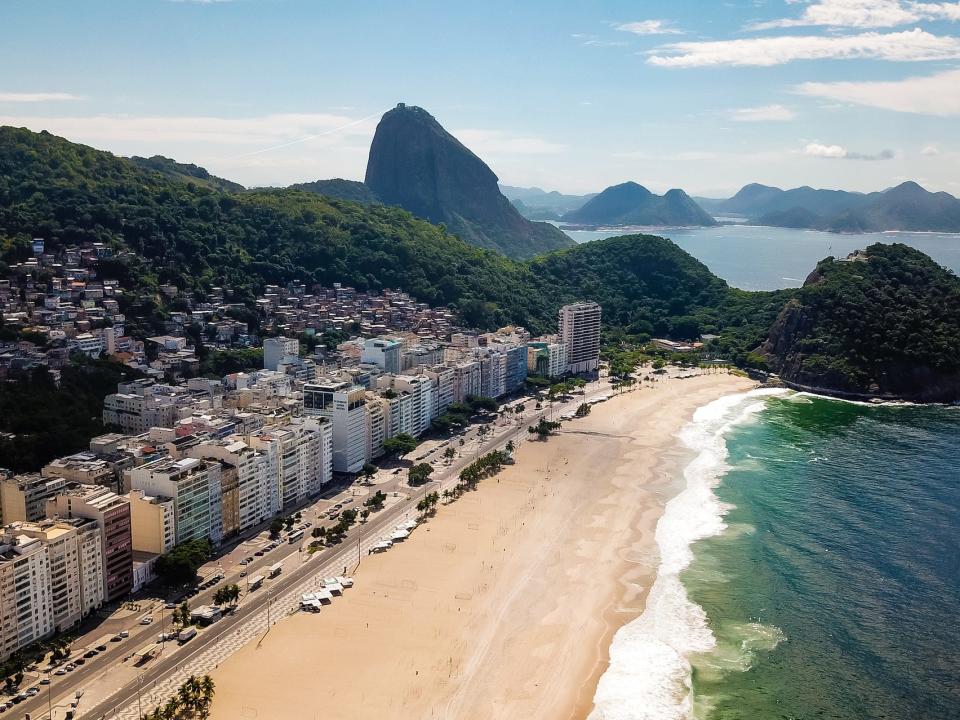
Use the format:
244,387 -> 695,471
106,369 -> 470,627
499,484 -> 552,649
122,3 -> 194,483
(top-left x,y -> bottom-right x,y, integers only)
288,529 -> 304,544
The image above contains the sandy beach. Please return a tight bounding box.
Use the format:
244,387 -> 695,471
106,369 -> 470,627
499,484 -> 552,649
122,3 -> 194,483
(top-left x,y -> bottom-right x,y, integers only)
209,373 -> 754,720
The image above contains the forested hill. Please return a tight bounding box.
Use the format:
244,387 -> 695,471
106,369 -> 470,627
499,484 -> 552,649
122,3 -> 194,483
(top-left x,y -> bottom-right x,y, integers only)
762,243 -> 960,401
3,126 -> 960,402
0,126 -> 751,340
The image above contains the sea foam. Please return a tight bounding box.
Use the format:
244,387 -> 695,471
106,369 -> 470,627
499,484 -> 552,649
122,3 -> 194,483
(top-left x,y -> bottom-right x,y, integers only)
588,388 -> 787,720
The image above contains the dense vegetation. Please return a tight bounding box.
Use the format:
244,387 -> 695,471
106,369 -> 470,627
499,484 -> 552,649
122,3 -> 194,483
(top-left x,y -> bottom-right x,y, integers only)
2,126 -> 958,410
290,178 -> 380,205
762,243 -> 960,400
0,358 -> 143,473
155,538 -> 214,585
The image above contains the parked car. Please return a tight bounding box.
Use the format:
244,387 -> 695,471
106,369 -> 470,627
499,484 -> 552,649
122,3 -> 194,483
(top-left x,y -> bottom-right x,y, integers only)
111,635 -> 121,642
119,630 -> 129,638
140,616 -> 153,625
95,644 -> 107,652
83,650 -> 96,658
165,601 -> 177,609
26,688 -> 39,697
239,559 -> 249,565
39,678 -> 50,685
74,658 -> 85,666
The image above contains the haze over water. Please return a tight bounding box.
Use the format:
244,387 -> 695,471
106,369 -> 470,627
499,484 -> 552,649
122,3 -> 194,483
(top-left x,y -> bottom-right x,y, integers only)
561,224 -> 960,291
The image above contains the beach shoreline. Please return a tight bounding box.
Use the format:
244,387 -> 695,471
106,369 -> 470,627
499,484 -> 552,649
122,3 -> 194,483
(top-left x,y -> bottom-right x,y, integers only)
209,372 -> 754,720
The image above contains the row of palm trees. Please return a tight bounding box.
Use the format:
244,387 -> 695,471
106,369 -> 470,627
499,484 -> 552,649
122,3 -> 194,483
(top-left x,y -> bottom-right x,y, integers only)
144,674 -> 215,720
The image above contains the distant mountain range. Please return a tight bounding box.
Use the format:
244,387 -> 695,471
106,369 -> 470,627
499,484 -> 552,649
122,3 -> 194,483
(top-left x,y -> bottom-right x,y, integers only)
698,181 -> 960,233
560,182 -> 717,227
499,186 -> 595,221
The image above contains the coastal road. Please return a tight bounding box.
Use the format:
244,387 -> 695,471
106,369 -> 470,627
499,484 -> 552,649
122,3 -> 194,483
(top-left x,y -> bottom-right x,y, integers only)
46,380 -> 613,719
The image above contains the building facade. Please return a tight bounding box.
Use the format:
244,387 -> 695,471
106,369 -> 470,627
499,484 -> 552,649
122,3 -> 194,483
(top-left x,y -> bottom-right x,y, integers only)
558,302 -> 602,374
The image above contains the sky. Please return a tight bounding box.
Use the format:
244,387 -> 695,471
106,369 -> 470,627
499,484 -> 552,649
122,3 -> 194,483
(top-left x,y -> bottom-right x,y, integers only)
2,0 -> 959,196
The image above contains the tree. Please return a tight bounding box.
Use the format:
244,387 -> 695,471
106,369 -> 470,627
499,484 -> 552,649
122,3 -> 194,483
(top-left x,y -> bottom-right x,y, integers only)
365,490 -> 387,511
269,517 -> 284,538
362,462 -> 377,484
466,395 -> 498,413
360,509 -> 370,522
443,446 -> 456,464
528,418 -> 561,440
575,403 -> 591,417
154,539 -> 212,585
505,440 -> 515,455
383,433 -> 417,457
407,462 -> 434,487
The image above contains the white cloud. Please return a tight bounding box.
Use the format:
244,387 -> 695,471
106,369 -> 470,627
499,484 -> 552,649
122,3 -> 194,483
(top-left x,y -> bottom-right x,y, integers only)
749,0 -> 960,30
0,92 -> 82,102
452,129 -> 566,155
616,20 -> 684,35
804,142 -> 849,158
921,144 -> 941,154
796,68 -> 960,116
647,29 -> 960,67
803,142 -> 895,160
729,104 -> 796,121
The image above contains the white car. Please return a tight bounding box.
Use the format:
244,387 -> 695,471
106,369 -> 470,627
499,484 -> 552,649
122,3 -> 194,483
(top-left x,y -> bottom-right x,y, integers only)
119,630 -> 129,638
140,616 -> 153,625
54,668 -> 67,676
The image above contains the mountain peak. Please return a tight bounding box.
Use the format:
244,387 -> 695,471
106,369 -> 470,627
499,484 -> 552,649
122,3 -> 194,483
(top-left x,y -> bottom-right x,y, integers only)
364,104 -> 573,259
562,182 -> 715,226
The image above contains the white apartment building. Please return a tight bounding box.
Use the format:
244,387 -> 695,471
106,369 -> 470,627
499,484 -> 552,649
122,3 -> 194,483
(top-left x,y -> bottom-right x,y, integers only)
129,458 -> 223,547
365,396 -> 387,459
423,366 -> 455,417
9,519 -> 104,633
249,419 -> 332,508
263,336 -> 300,371
527,341 -> 568,379
103,392 -> 178,434
187,439 -> 277,531
558,301 -> 602,374
388,375 -> 435,437
361,337 -> 402,374
0,533 -> 52,660
452,361 -> 482,403
303,381 -> 368,474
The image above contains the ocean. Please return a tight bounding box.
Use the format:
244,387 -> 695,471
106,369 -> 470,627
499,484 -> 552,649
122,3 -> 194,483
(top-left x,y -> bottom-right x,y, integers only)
559,224 -> 960,291
590,390 -> 960,720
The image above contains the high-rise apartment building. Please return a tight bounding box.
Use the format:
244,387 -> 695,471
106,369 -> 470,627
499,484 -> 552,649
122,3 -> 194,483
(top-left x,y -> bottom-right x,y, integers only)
558,302 -> 602,374
128,458 -> 223,547
303,381 -> 368,473
263,336 -> 300,371
46,485 -> 133,602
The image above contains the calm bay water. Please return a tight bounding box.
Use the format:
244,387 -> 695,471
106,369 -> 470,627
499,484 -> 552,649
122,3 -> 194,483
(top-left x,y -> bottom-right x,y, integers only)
590,391 -> 960,720
560,224 -> 960,291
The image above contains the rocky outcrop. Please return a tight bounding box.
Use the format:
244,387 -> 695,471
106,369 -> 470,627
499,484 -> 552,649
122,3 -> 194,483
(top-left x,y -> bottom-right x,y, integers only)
364,104 -> 574,259
760,244 -> 960,403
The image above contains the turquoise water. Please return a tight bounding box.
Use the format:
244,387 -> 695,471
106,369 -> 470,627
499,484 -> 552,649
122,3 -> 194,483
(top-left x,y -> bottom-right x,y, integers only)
686,393 -> 960,719
589,390 -> 959,720
560,224 -> 960,291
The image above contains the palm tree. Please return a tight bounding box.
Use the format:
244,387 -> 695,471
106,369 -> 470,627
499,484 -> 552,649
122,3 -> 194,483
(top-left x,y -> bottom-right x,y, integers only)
162,697 -> 180,719
198,675 -> 216,719
505,440 -> 515,455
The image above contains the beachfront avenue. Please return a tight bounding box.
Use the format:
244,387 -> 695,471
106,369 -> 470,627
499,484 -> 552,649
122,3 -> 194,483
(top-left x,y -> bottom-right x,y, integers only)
17,376 -> 616,720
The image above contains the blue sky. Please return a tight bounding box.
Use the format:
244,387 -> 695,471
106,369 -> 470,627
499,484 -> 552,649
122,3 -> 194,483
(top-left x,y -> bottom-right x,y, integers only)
2,0 -> 959,195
